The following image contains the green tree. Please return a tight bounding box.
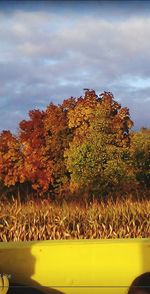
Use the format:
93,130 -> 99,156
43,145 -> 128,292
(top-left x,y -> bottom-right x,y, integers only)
130,128 -> 150,188
65,90 -> 134,198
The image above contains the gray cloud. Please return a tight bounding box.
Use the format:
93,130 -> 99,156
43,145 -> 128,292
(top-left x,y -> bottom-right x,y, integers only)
0,5 -> 150,133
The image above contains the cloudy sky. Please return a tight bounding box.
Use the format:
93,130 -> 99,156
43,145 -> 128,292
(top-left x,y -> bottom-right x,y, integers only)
0,0 -> 150,133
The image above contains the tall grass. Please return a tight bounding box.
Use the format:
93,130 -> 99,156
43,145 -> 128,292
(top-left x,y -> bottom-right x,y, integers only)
0,196 -> 149,241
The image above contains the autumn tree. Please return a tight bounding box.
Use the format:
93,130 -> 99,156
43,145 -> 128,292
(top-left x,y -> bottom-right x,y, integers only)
19,109 -> 53,194
1,88 -> 149,202
64,90 -> 134,199
43,100 -> 76,198
19,101 -> 75,198
0,130 -> 25,199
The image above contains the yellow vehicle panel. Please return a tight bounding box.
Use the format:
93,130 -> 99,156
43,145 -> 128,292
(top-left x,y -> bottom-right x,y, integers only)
0,238 -> 150,294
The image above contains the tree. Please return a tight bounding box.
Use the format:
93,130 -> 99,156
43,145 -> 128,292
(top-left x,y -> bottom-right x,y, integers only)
1,89 -> 148,202
130,128 -> 150,188
19,102 -> 73,197
0,130 -> 25,189
43,101 -> 74,198
19,109 -> 54,193
64,90 -> 134,198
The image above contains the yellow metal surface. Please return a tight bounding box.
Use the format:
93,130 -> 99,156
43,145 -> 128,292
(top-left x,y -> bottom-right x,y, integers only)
0,275 -> 9,294
0,239 -> 150,294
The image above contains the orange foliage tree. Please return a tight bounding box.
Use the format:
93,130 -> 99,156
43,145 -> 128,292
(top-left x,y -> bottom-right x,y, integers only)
19,101 -> 75,197
43,102 -> 72,198
19,109 -> 54,194
0,130 -> 25,189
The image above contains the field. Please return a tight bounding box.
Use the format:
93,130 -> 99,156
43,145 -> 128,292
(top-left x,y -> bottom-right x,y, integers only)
0,195 -> 150,241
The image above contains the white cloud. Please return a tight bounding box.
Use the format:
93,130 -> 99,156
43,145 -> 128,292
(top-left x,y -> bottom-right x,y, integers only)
0,8 -> 150,131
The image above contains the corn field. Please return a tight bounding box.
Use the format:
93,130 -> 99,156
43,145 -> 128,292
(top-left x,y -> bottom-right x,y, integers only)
0,196 -> 150,241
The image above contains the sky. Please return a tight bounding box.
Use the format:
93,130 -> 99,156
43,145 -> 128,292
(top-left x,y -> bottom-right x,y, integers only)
0,0 -> 150,134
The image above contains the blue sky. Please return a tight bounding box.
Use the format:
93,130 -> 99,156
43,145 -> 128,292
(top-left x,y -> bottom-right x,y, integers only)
0,0 -> 150,133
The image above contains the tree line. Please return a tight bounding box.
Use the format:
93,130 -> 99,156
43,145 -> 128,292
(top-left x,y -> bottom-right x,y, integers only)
0,89 -> 149,202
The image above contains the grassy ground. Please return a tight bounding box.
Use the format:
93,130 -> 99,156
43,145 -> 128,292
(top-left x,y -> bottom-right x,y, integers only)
0,195 -> 149,241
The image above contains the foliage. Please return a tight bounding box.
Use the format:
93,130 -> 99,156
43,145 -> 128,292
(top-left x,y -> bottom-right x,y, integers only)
0,89 -> 149,201
65,90 -> 134,197
19,102 -> 73,197
0,131 -> 25,186
19,109 -> 52,193
43,102 -> 71,197
130,128 -> 150,188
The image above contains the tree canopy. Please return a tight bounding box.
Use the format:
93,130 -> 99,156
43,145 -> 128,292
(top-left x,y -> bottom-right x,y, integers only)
0,89 -> 149,201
